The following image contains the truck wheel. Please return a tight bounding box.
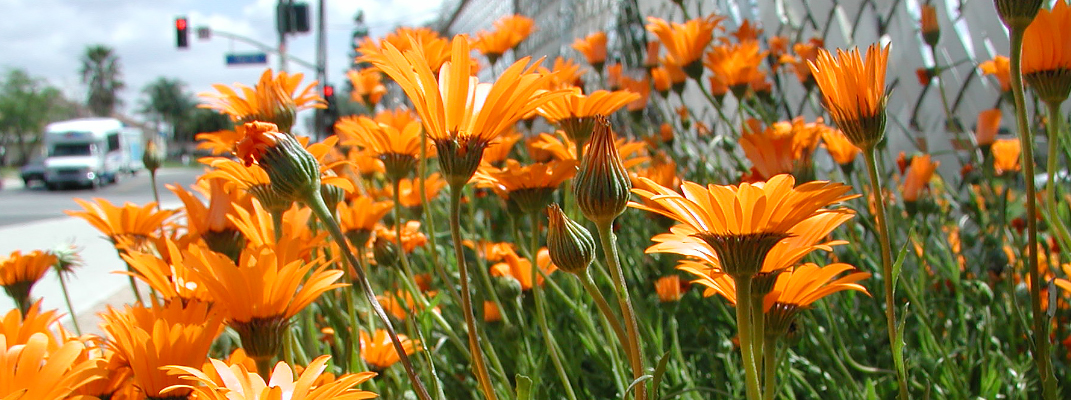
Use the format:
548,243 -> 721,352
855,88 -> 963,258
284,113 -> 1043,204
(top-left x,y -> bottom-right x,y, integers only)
46,182 -> 57,191
89,177 -> 102,191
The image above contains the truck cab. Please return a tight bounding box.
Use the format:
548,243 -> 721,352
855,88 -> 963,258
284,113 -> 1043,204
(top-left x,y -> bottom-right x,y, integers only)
42,118 -> 126,190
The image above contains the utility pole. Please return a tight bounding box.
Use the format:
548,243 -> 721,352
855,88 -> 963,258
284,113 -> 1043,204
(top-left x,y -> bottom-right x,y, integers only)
314,0 -> 327,138
276,0 -> 292,72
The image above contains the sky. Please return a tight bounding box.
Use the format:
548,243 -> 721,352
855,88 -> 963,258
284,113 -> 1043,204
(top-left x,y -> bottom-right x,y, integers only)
0,0 -> 445,128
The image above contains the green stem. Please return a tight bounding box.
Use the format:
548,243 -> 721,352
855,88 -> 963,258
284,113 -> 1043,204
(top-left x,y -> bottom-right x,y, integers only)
1009,27 -> 1058,400
270,208 -> 284,242
594,219 -> 647,400
393,179 -> 422,296
735,276 -> 763,400
448,186 -> 499,400
579,271 -> 630,352
57,272 -> 81,335
1045,102 -> 1071,254
862,148 -> 910,400
254,356 -> 273,381
762,335 -> 778,400
305,190 -> 433,400
149,170 -> 161,212
531,215 -> 578,400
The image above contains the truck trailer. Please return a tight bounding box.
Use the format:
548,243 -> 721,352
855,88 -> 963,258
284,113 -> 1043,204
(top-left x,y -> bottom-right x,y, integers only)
42,118 -> 143,190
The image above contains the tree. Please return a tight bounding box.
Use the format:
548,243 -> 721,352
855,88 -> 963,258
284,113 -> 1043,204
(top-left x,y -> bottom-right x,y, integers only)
0,69 -> 80,165
139,77 -> 194,141
80,44 -> 124,117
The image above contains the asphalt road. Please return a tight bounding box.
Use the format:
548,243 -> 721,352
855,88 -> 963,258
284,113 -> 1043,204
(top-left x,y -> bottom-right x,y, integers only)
0,167 -> 203,227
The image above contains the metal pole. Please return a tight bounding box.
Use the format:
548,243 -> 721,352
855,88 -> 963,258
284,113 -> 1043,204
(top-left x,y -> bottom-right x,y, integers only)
277,0 -> 289,72
314,0 -> 327,139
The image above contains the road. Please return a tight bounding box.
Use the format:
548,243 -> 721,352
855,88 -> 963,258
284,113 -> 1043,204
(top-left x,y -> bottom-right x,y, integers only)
0,166 -> 203,333
0,167 -> 202,227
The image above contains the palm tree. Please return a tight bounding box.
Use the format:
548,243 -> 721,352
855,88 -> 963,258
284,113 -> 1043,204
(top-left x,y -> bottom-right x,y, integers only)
139,77 -> 194,141
80,44 -> 124,117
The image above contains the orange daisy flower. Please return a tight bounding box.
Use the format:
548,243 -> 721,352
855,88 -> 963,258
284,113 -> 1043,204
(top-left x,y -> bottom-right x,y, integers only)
901,154 -> 939,203
368,33 -> 565,185
992,138 -> 1022,175
360,329 -> 422,371
165,355 -> 377,400
0,301 -> 63,349
474,158 -> 578,213
490,248 -> 558,290
809,43 -> 891,150
821,127 -> 862,168
779,38 -> 824,86
538,57 -> 588,90
646,14 -> 725,77
199,69 -> 323,131
357,26 -> 451,72
338,196 -> 394,246
535,88 -> 641,146
572,31 -> 608,70
631,174 -> 856,278
0,333 -> 105,400
979,55 -> 1012,92
347,68 -> 388,107
119,239 -> 213,304
975,109 -> 1003,147
654,275 -> 687,302
66,198 -> 174,251
0,250 -> 56,313
100,300 -> 223,399
196,129 -> 242,156
739,117 -> 825,180
1021,0 -> 1071,103
482,130 -> 523,166
335,114 -> 429,181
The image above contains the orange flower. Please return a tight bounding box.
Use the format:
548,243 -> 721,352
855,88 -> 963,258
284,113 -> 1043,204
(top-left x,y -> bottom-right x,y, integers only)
0,333 -> 105,400
0,250 -> 56,312
168,178 -> 247,237
475,159 -> 578,213
975,109 -> 1003,146
901,154 -> 939,202
809,43 -> 890,150
606,63 -> 623,88
374,221 -> 428,253
630,152 -> 681,191
731,19 -> 763,43
739,117 -> 825,180
705,42 -> 767,96
781,38 -> 824,86
535,88 -> 641,145
655,275 -> 687,302
821,128 -> 862,166
539,57 -> 587,90
0,301 -> 62,349
389,172 -> 448,208
338,196 -> 394,240
631,174 -> 856,277
165,355 -> 377,400
465,241 -> 517,263
474,14 -> 535,62
646,14 -> 725,75
483,301 -> 502,322
572,31 -> 608,70
66,198 -> 174,250
920,4 -> 940,45
347,68 -> 388,106
1021,0 -> 1071,103
360,329 -> 422,371
335,114 -> 428,180
650,66 -> 673,96
491,248 -> 558,290
643,40 -> 661,69
199,69 -> 323,131
368,34 -> 565,185
483,130 -> 523,165
619,76 -> 651,112
979,55 -> 1011,92
768,36 -> 789,58
120,239 -> 213,304
100,300 -> 223,398
992,138 -> 1022,174
196,129 -> 242,156
357,26 -> 450,72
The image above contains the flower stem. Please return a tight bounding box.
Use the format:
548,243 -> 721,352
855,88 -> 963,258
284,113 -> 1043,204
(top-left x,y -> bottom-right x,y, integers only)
254,356 -> 273,381
762,335 -> 778,400
578,271 -> 630,352
1008,27 -> 1058,400
57,272 -> 81,335
448,185 -> 499,400
862,148 -> 910,400
305,191 -> 433,400
594,219 -> 647,400
530,216 -> 579,400
734,276 -> 763,400
1045,102 -> 1071,254
393,179 -> 422,296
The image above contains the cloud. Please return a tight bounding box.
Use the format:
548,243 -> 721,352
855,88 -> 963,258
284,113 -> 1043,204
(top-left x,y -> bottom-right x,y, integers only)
1,0 -> 444,134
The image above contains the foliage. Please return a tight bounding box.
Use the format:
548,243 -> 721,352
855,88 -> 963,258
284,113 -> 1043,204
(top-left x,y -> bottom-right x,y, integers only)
0,68 -> 79,165
80,44 -> 124,117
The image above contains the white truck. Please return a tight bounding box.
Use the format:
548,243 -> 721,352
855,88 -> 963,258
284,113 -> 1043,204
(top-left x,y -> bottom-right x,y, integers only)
42,118 -> 144,190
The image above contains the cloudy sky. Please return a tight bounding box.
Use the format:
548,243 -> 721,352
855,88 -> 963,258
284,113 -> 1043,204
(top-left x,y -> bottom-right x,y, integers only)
1,0 -> 445,125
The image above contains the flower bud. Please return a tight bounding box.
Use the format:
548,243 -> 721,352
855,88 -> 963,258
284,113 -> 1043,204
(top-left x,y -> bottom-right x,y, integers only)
573,115 -> 631,225
993,0 -> 1042,30
142,140 -> 163,173
546,204 -> 596,274
920,5 -> 940,47
235,122 -> 321,202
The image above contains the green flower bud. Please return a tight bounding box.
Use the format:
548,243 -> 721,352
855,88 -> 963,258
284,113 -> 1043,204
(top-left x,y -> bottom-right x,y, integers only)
573,115 -> 631,225
546,204 -> 596,274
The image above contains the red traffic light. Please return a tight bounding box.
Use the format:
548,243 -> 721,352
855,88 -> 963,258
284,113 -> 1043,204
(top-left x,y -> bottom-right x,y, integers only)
176,17 -> 189,48
323,85 -> 334,97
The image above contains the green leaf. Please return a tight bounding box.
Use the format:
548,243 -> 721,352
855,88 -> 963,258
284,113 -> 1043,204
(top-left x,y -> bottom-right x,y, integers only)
650,351 -> 672,399
623,375 -> 654,400
515,374 -> 532,400
891,241 -> 910,290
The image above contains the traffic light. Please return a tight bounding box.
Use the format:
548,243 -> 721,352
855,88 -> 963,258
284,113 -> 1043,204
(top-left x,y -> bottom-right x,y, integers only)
176,17 -> 189,48
322,84 -> 338,135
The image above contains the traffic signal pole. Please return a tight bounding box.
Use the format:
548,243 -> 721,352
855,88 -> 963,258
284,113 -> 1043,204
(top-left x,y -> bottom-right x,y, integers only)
314,0 -> 327,139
